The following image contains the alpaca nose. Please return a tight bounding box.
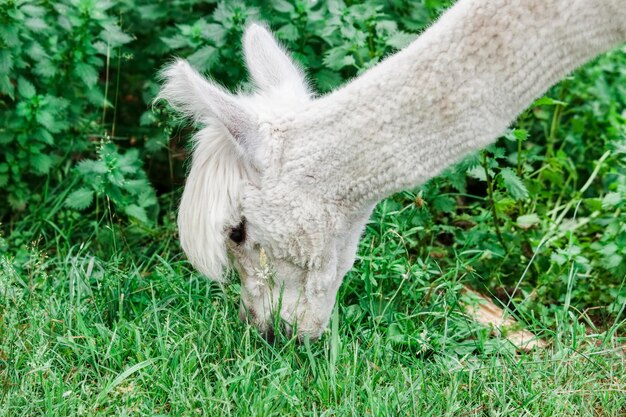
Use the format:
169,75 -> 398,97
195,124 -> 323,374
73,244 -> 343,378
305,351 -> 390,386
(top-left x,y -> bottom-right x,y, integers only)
238,304 -> 277,341
238,304 -> 256,323
238,307 -> 247,323
261,320 -> 292,342
261,327 -> 275,343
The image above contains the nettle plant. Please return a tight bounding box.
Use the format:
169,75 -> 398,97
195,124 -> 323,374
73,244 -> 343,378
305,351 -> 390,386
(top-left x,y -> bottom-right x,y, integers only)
0,0 -> 156,222
153,0 -> 451,93
66,143 -> 157,223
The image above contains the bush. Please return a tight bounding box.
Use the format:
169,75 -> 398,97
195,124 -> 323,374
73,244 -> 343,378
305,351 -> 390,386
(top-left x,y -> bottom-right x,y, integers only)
0,0 -> 141,212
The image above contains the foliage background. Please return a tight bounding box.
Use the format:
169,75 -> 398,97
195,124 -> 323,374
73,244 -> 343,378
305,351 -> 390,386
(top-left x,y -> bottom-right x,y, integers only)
0,0 -> 625,415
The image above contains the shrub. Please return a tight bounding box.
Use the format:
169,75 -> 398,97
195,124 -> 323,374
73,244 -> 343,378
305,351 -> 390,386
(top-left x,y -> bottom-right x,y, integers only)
0,0 -> 146,215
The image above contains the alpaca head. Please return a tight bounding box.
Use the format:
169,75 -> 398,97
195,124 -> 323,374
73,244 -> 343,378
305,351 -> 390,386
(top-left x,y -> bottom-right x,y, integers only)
158,24 -> 369,339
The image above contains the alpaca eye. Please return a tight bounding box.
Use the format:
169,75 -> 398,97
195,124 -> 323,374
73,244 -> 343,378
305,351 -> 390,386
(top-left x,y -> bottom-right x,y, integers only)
229,220 -> 246,244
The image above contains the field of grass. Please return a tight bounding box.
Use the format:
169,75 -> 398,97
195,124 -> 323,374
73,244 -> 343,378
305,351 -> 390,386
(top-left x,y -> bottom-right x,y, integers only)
1,0 -> 626,415
1,194 -> 625,416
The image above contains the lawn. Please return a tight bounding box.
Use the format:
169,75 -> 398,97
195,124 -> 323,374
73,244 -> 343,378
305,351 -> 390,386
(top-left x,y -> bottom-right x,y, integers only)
1,188 -> 625,415
1,0 -> 626,415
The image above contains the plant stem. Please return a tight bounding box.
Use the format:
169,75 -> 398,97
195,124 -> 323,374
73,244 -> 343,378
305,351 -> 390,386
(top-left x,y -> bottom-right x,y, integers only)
546,103 -> 563,158
482,151 -> 509,254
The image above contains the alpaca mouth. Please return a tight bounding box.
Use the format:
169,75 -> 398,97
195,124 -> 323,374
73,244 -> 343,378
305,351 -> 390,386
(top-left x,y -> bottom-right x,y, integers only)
238,289 -> 329,341
238,301 -> 299,341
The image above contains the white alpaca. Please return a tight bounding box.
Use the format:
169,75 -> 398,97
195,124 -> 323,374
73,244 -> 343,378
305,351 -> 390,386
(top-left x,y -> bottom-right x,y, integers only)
159,0 -> 626,339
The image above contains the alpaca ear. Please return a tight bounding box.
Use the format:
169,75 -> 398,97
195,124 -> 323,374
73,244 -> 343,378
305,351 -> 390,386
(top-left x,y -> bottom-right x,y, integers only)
157,59 -> 256,155
243,23 -> 310,97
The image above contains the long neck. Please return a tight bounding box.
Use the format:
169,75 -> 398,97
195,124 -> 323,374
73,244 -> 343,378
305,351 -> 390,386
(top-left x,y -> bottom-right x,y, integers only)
279,0 -> 625,210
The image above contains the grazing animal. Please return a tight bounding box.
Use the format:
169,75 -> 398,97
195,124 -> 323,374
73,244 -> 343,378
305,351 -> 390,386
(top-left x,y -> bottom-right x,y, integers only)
158,0 -> 626,339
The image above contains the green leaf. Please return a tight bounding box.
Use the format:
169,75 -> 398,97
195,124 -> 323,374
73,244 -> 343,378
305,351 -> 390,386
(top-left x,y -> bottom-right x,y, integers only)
200,23 -> 226,45
432,195 -> 455,213
602,192 -> 621,208
85,87 -> 109,108
583,197 -> 603,212
598,242 -> 618,257
20,4 -> 46,17
327,0 -> 347,15
138,191 -> 157,208
277,24 -> 299,42
533,96 -> 567,107
125,204 -> 149,223
18,77 -> 36,99
466,166 -> 487,182
75,63 -> 99,87
8,193 -> 27,211
606,253 -> 623,270
187,45 -> 218,72
136,5 -> 167,21
323,46 -> 355,71
315,69 -> 343,92
491,146 -> 506,159
0,74 -> 13,98
34,128 -> 54,145
550,251 -> 567,266
376,20 -> 398,35
77,159 -> 108,175
273,0 -> 295,13
0,25 -> 19,47
513,129 -> 529,141
161,34 -> 189,50
145,136 -> 165,154
139,111 -> 156,126
65,188 -> 95,210
499,168 -> 529,200
95,359 -> 158,407
495,196 -> 515,213
30,153 -> 53,174
504,128 -> 529,142
118,149 -> 140,174
107,170 -> 126,188
123,179 -> 151,194
386,31 -> 416,50
26,41 -> 47,61
34,59 -> 57,78
100,23 -> 133,47
0,50 -> 13,75
24,17 -> 48,31
387,323 -> 406,344
35,110 -> 57,131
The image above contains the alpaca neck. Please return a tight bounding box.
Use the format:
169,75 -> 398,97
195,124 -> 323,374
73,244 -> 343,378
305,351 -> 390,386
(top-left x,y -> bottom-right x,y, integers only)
279,0 -> 625,210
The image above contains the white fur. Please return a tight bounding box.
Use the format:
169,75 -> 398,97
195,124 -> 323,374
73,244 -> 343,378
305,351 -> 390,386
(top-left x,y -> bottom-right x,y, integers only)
243,23 -> 312,100
159,2 -> 626,339
176,125 -> 251,281
157,59 -> 255,151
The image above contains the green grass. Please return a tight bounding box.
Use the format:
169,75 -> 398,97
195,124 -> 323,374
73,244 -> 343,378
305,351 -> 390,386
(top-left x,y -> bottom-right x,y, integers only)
1,204 -> 624,416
